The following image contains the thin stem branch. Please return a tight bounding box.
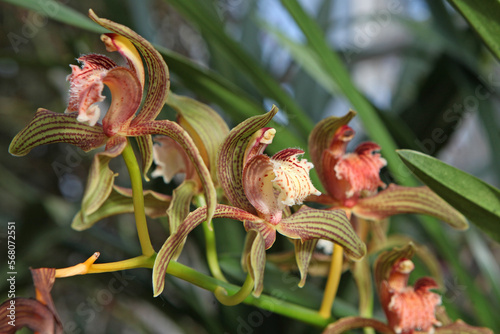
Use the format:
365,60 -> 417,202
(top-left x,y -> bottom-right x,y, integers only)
214,273 -> 254,306
121,139 -> 155,256
319,243 -> 344,318
194,194 -> 227,282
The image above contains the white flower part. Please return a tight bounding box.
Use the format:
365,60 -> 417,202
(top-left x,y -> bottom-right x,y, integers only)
151,136 -> 190,183
76,103 -> 101,126
270,149 -> 321,208
316,239 -> 334,255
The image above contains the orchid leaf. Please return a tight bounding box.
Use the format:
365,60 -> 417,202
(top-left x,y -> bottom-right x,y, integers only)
354,184 -> 468,230
72,185 -> 172,231
374,243 -> 416,289
278,206 -> 366,261
153,204 -> 261,296
135,135 -> 154,181
89,9 -> 169,125
241,230 -> 266,297
167,180 -> 196,261
167,93 -> 229,182
446,0 -> 500,61
8,108 -> 108,157
293,239 -> 318,287
132,120 -> 216,225
398,149 -> 500,242
308,111 -> 356,188
321,316 -> 393,334
79,137 -> 125,219
217,106 -> 278,214
436,320 -> 494,334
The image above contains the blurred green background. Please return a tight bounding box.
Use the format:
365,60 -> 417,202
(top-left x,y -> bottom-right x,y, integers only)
1,0 -> 499,333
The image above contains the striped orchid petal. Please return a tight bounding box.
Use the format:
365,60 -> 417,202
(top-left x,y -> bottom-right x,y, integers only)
354,184 -> 468,230
72,185 -> 172,231
241,230 -> 266,297
293,239 -> 318,287
135,135 -> 154,181
308,110 -> 356,191
153,204 -> 262,296
80,136 -> 127,219
217,106 -> 278,214
277,206 -> 366,261
243,149 -> 320,224
8,108 -> 108,157
167,93 -> 229,183
129,120 -> 216,225
89,10 -> 169,125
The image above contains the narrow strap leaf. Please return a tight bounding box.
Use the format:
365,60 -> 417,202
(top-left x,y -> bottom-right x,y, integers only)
354,184 -> 468,230
72,185 -> 171,231
217,106 -> 278,213
89,10 -> 169,124
9,108 -> 107,156
278,206 -> 366,260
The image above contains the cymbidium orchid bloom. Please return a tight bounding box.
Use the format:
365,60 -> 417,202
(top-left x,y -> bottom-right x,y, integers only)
321,244 -> 493,334
152,107 -> 366,297
308,110 -> 468,230
8,10 -> 216,228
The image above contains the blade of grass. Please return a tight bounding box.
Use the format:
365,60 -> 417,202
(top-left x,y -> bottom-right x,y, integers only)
163,0 -> 315,138
278,0 -> 414,187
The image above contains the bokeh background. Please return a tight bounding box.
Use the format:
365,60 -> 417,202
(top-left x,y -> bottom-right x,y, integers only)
1,0 -> 499,333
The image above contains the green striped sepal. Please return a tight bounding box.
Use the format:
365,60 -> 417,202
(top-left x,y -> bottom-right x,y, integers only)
241,230 -> 266,297
9,108 -> 108,157
72,185 -> 172,231
354,184 -> 468,230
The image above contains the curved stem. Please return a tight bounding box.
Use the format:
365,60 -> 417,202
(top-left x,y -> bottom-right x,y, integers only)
214,273 -> 254,306
122,139 -> 155,257
194,194 -> 227,282
319,243 -> 344,318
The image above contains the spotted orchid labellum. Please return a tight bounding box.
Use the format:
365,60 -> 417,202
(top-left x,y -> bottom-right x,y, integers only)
308,110 -> 468,230
8,10 -> 216,228
152,107 -> 366,296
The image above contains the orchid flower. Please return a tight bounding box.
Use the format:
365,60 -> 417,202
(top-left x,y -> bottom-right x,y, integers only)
308,110 -> 468,230
8,10 -> 216,229
321,244 -> 493,334
152,107 -> 366,297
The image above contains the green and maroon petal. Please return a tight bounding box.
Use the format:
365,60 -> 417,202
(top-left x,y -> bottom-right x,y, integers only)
436,321 -> 494,334
277,206 -> 366,260
167,180 -> 197,261
373,243 -> 416,289
354,184 -> 468,230
101,67 -> 143,137
308,110 -> 356,190
9,108 -> 108,156
153,204 -> 261,296
79,136 -> 127,223
217,106 -> 278,213
243,220 -> 277,250
168,93 -> 229,182
128,120 -> 216,224
135,135 -> 154,181
241,230 -> 266,297
89,10 -> 169,124
72,185 -> 172,230
0,298 -> 61,334
321,317 -> 393,334
293,239 -> 318,287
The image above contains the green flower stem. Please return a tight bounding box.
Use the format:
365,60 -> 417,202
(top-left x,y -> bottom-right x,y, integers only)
194,194 -> 227,282
87,254 -> 156,273
166,261 -> 332,328
319,243 -> 344,318
122,139 -> 155,257
213,272 -> 254,306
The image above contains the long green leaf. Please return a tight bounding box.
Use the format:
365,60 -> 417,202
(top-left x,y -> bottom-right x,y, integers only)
446,0 -> 500,61
279,0 -> 414,187
398,149 -> 500,243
